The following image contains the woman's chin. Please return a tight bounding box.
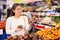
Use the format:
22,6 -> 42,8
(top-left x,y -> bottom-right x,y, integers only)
18,14 -> 21,16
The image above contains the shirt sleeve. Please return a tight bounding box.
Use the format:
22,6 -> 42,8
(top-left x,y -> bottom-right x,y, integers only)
23,16 -> 31,31
6,17 -> 14,34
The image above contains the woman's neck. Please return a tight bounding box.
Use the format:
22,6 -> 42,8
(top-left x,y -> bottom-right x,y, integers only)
14,15 -> 20,19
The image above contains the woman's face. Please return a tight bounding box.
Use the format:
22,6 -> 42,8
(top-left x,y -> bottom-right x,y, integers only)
13,6 -> 22,16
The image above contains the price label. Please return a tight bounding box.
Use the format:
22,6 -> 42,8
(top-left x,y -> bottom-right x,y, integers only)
0,29 -> 3,35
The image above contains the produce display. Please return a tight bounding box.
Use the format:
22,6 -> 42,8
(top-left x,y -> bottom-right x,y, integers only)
40,16 -> 57,27
0,21 -> 6,29
0,0 -> 60,40
6,16 -> 60,40
56,23 -> 60,27
51,16 -> 60,23
36,27 -> 60,40
6,34 -> 34,40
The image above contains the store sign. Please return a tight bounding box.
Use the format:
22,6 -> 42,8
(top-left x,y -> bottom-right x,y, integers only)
14,0 -> 42,3
14,0 -> 24,3
7,0 -> 42,4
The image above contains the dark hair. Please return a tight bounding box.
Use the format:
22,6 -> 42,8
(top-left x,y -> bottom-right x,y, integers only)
11,3 -> 21,16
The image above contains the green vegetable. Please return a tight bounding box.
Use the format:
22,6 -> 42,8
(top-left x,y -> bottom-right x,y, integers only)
51,16 -> 60,23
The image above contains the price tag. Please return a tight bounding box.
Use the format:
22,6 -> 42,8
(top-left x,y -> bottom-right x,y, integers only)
0,29 -> 3,35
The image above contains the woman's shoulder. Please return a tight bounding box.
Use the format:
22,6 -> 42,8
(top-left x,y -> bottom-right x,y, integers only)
7,16 -> 13,21
21,16 -> 28,19
21,16 -> 28,21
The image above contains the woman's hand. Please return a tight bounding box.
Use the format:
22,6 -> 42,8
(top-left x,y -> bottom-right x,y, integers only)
29,18 -> 36,27
15,29 -> 20,32
15,25 -> 23,32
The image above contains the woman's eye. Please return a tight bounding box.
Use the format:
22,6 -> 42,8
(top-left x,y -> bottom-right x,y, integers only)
17,8 -> 20,10
17,8 -> 22,10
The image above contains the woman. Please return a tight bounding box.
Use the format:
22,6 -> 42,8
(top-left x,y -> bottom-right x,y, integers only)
6,3 -> 30,36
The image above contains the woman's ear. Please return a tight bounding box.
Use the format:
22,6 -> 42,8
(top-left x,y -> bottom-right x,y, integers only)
13,10 -> 15,13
